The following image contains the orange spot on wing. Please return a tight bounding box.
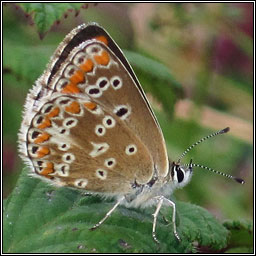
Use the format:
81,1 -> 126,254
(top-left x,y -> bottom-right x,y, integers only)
80,59 -> 94,72
47,107 -> 60,118
34,133 -> 51,144
65,101 -> 81,114
84,102 -> 97,110
37,117 -> 51,129
37,147 -> 50,158
40,162 -> 54,176
61,82 -> 80,94
94,51 -> 110,66
94,35 -> 108,45
69,69 -> 84,84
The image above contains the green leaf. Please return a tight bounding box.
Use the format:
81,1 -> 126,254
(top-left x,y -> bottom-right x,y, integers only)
16,3 -> 90,37
3,40 -> 53,83
4,170 -> 231,253
223,219 -> 253,253
124,50 -> 183,118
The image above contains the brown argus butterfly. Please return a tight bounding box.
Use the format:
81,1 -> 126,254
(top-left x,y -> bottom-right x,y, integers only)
18,23 -> 244,243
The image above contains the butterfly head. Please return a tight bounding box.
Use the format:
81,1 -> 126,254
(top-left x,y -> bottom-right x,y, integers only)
166,127 -> 244,189
170,159 -> 193,189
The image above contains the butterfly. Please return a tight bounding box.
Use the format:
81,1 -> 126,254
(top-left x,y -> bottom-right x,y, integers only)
18,22 -> 244,243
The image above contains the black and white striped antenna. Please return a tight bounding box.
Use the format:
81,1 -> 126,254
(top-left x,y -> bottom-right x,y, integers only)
177,127 -> 230,163
185,160 -> 244,184
178,127 -> 244,184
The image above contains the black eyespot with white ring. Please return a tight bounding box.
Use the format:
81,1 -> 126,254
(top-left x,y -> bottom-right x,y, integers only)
42,103 -> 53,114
95,124 -> 106,136
33,115 -> 44,127
56,78 -> 69,92
86,86 -> 102,98
57,164 -> 70,177
64,65 -> 78,78
73,51 -> 87,66
114,105 -> 131,120
110,76 -> 122,90
58,142 -> 70,151
74,178 -> 88,188
102,115 -> 116,128
125,144 -> 137,155
97,77 -> 109,91
104,158 -> 116,168
62,153 -> 75,164
96,168 -> 108,180
86,45 -> 102,55
63,117 -> 78,128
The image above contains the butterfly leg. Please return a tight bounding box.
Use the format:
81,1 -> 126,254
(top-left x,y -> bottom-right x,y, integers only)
152,195 -> 164,243
90,196 -> 125,231
163,197 -> 181,242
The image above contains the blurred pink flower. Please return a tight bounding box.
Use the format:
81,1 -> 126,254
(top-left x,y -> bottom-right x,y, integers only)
213,3 -> 252,76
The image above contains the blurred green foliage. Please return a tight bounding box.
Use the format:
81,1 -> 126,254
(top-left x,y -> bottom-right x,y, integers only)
3,2 -> 253,253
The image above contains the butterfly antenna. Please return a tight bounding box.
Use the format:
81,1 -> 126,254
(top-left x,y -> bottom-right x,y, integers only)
177,127 -> 230,163
184,161 -> 245,184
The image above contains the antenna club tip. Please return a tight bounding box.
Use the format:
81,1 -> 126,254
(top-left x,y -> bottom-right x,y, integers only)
234,177 -> 245,184
220,127 -> 230,134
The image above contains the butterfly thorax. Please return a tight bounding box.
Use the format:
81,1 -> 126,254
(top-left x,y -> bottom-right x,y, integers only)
120,161 -> 193,208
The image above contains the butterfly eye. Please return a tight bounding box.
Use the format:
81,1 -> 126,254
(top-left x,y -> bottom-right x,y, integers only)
176,167 -> 185,183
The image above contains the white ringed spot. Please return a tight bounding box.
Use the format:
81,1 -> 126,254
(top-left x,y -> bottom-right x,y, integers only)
56,78 -> 69,92
73,51 -> 87,66
62,153 -> 75,163
114,105 -> 131,120
56,96 -> 72,107
95,124 -> 106,136
56,163 -> 70,177
58,142 -> 70,151
125,144 -> 137,155
89,142 -> 109,157
33,115 -> 44,127
96,77 -> 109,91
104,158 -> 116,168
96,168 -> 108,180
110,76 -> 122,90
41,103 -> 54,114
74,178 -> 88,188
58,127 -> 70,136
64,64 -> 78,78
85,86 -> 102,98
86,44 -> 102,55
63,117 -> 78,128
102,115 -> 116,129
